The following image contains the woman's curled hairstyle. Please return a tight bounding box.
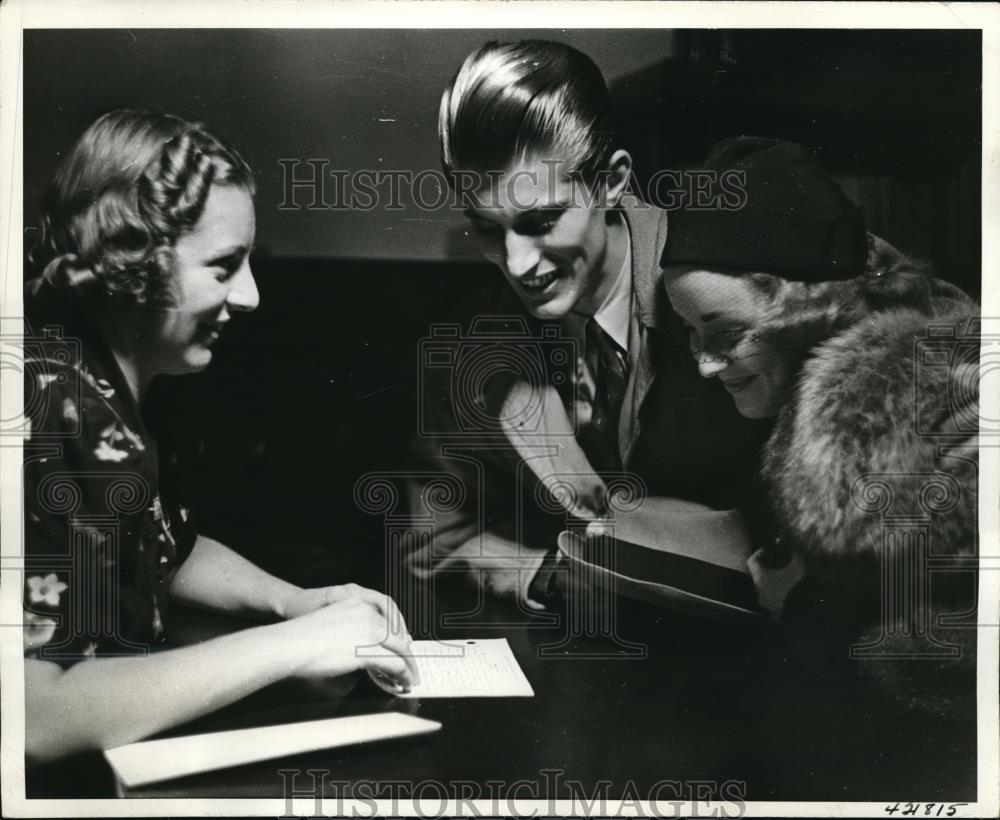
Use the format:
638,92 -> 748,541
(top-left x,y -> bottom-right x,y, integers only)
31,109 -> 254,307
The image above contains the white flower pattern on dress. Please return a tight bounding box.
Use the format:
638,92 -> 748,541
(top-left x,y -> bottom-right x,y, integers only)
74,361 -> 115,399
24,611 -> 57,651
93,377 -> 115,399
119,423 -> 146,452
27,573 -> 68,606
25,332 -> 196,663
94,422 -> 138,461
62,397 -> 79,424
94,439 -> 129,462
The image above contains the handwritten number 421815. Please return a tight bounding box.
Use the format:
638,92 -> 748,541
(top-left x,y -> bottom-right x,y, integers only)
884,805 -> 969,817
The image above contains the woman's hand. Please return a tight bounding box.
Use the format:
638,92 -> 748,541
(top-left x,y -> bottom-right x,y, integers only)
279,583 -> 409,635
23,596 -> 418,761
287,597 -> 420,690
747,548 -> 808,621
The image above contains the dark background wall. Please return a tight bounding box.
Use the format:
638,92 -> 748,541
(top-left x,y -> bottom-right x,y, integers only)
23,29 -> 683,262
23,29 -> 982,586
615,30 -> 981,293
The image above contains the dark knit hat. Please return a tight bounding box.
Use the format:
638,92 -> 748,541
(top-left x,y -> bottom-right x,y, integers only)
660,137 -> 868,281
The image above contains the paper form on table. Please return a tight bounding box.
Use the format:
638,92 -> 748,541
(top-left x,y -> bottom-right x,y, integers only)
369,638 -> 534,698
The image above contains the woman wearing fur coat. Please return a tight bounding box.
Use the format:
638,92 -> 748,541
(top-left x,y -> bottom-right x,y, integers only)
660,137 -> 979,720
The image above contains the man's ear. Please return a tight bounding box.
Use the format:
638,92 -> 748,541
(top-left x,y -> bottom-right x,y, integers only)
603,149 -> 633,207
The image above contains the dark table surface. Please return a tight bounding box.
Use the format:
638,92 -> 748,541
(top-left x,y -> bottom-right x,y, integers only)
28,578 -> 977,803
93,577 -> 976,804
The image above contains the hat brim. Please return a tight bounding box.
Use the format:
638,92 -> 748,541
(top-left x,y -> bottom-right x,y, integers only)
557,531 -> 766,626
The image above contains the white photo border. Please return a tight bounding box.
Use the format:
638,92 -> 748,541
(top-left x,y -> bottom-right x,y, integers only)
1,1 -> 997,817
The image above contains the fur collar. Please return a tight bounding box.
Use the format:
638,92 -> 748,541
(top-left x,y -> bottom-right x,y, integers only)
763,284 -> 979,576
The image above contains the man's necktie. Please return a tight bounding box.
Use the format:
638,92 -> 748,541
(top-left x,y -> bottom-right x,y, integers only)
579,317 -> 629,475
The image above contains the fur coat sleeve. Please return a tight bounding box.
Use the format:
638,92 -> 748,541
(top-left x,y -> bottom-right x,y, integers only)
762,279 -> 980,719
763,281 -> 979,577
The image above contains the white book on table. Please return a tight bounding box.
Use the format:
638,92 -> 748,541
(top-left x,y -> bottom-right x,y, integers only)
104,712 -> 441,789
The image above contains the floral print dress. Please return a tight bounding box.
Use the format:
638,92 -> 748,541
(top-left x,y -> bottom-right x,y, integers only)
22,293 -> 197,666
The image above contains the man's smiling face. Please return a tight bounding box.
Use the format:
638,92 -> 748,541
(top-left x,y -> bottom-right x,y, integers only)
463,155 -> 613,320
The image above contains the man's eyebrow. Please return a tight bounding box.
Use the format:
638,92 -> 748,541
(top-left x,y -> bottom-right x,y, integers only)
461,202 -> 568,227
700,311 -> 723,322
511,203 -> 567,224
521,202 -> 568,215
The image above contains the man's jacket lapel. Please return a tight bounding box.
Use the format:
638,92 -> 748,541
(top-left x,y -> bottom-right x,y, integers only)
619,198 -> 670,467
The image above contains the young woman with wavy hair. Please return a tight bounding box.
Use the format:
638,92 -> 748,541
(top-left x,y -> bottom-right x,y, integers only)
22,110 -> 416,763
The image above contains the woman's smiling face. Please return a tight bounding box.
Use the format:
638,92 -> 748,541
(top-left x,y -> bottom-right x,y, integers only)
145,184 -> 259,376
663,266 -> 793,419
